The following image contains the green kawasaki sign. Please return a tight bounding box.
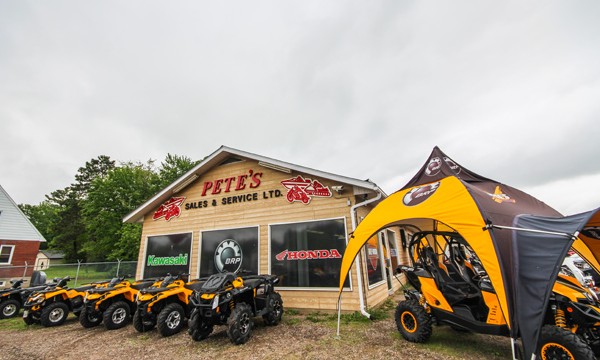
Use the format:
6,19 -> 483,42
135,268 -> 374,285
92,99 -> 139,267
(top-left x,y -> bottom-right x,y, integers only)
147,253 -> 189,267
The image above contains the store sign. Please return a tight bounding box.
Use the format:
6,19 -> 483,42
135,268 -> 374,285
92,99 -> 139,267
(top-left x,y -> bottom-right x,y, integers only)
275,249 -> 342,261
144,233 -> 192,278
153,197 -> 185,221
281,175 -> 332,204
201,169 -> 262,196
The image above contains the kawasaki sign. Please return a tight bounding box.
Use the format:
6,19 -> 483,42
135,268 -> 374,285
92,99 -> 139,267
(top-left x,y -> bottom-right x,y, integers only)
144,233 -> 192,278
147,254 -> 189,267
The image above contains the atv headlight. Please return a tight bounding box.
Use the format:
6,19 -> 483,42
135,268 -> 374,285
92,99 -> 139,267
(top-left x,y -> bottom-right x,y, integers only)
30,294 -> 44,304
212,294 -> 219,310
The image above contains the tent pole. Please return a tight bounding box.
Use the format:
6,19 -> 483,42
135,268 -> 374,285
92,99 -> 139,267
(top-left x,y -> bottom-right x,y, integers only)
336,296 -> 342,337
485,224 -> 577,240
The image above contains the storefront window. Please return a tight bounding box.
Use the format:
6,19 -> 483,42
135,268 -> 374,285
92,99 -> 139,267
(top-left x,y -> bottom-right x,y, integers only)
365,233 -> 385,287
270,218 -> 350,289
199,227 -> 259,277
143,233 -> 192,278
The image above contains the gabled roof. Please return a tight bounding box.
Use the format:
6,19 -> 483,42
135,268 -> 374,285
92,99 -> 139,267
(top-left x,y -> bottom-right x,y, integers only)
124,145 -> 384,223
0,185 -> 46,242
39,250 -> 65,259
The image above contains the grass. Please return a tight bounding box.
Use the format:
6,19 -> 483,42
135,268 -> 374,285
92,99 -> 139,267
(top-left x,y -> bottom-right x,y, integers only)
1,316 -> 29,331
413,326 -> 513,358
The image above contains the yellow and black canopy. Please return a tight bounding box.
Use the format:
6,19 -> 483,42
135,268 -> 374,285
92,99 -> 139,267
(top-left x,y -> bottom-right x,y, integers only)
338,146 -> 599,359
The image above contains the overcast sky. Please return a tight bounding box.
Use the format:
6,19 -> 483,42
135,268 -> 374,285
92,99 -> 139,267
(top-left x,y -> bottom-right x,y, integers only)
1,1 -> 599,215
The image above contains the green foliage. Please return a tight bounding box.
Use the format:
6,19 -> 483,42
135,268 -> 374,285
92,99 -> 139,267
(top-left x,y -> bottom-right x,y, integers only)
21,153 -> 199,262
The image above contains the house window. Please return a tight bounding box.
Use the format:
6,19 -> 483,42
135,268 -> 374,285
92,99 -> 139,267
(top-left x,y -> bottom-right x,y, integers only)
365,233 -> 385,287
0,245 -> 15,264
270,218 -> 350,289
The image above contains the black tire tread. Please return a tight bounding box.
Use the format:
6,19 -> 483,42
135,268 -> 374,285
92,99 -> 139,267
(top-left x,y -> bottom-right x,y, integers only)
262,292 -> 284,326
537,325 -> 595,360
40,301 -> 69,327
0,299 -> 21,319
79,306 -> 102,328
394,300 -> 432,343
227,303 -> 253,345
188,310 -> 213,341
157,303 -> 185,337
103,301 -> 130,330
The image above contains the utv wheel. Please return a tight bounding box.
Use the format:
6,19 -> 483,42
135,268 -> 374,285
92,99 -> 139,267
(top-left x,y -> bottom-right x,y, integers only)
395,300 -> 432,343
188,309 -> 213,341
227,303 -> 253,345
262,292 -> 284,326
79,306 -> 102,328
537,325 -> 595,360
40,302 -> 69,327
0,299 -> 21,319
133,309 -> 156,332
157,303 -> 185,337
103,301 -> 130,330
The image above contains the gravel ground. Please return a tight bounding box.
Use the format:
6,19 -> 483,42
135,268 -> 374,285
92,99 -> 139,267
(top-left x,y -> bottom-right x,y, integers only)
0,296 -> 513,360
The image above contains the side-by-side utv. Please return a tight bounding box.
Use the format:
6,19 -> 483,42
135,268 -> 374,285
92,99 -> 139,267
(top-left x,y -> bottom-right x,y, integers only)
396,231 -> 599,359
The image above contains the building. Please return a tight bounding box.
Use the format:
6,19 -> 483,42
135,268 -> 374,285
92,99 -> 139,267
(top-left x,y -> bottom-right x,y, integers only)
35,250 -> 65,270
124,146 -> 409,312
0,185 -> 47,288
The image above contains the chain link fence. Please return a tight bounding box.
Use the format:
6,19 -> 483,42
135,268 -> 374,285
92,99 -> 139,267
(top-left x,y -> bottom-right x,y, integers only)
0,261 -> 137,288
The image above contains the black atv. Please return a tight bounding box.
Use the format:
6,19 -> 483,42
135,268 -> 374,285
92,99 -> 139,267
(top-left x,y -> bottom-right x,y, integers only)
0,279 -> 57,319
187,272 -> 283,344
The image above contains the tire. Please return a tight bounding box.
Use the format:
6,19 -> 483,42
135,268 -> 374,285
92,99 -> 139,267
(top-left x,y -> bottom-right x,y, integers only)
157,303 -> 185,337
262,292 -> 284,326
133,309 -> 156,333
537,325 -> 595,360
394,300 -> 432,343
0,299 -> 21,319
40,302 -> 69,327
79,306 -> 102,328
188,309 -> 213,341
103,301 -> 131,330
227,303 -> 253,345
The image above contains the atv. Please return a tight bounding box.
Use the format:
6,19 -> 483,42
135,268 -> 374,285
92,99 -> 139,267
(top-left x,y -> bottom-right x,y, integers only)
396,231 -> 599,360
187,271 -> 283,344
79,276 -> 156,330
0,279 -> 57,319
133,273 -> 205,336
22,276 -> 99,327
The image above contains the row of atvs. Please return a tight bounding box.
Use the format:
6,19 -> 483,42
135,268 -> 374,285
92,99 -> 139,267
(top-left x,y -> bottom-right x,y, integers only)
0,271 -> 283,344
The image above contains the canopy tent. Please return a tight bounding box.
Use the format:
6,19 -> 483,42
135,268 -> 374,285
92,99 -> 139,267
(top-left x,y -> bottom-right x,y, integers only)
338,146 -> 600,360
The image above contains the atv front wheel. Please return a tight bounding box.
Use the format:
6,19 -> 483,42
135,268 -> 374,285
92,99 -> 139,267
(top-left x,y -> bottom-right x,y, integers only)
79,306 -> 102,328
103,301 -> 130,330
188,309 -> 213,341
537,325 -> 595,360
262,292 -> 283,326
40,301 -> 69,327
133,309 -> 156,332
227,303 -> 253,345
23,312 -> 36,325
395,300 -> 432,343
0,299 -> 21,319
157,303 -> 185,337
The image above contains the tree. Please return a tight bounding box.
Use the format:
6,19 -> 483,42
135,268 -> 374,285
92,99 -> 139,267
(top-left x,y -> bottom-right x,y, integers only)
158,154 -> 200,187
18,201 -> 59,246
45,188 -> 87,262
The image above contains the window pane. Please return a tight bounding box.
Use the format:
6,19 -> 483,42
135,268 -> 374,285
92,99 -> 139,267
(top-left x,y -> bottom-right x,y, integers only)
143,233 -> 192,278
0,246 -> 13,264
200,227 -> 259,277
270,219 -> 349,288
365,235 -> 384,286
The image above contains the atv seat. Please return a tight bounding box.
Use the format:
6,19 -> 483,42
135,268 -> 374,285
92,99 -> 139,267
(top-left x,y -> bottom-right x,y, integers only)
131,281 -> 155,290
74,285 -> 97,292
87,287 -> 116,294
140,286 -> 172,294
422,247 -> 481,305
243,279 -> 263,289
184,281 -> 205,292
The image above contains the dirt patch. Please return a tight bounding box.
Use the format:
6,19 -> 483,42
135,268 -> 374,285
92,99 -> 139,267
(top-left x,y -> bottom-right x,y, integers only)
0,307 -> 513,360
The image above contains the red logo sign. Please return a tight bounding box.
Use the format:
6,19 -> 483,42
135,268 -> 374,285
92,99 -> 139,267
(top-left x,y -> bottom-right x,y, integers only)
153,197 -> 185,221
281,176 -> 332,204
275,249 -> 342,261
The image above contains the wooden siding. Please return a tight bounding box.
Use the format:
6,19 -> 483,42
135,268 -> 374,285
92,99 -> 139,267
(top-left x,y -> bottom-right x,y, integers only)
136,159 -> 368,311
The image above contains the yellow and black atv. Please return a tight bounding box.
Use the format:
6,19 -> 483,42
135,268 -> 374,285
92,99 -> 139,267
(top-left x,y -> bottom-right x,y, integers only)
79,276 -> 155,330
133,273 -> 204,336
397,231 -> 599,360
22,276 -> 100,327
187,271 -> 283,344
0,278 -> 57,319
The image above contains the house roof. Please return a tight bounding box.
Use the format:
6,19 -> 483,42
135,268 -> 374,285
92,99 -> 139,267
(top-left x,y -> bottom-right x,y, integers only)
0,185 -> 46,242
124,145 -> 385,223
39,250 -> 65,259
